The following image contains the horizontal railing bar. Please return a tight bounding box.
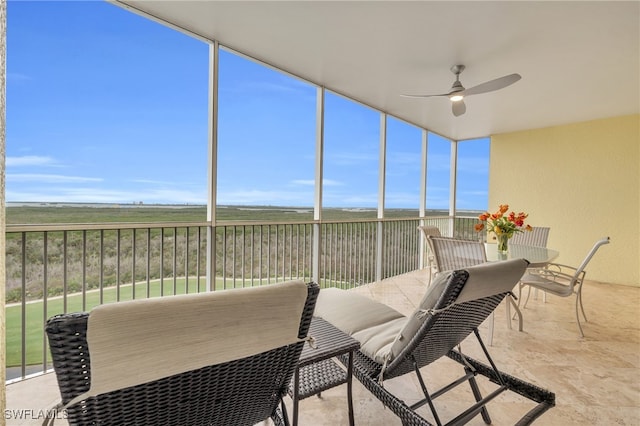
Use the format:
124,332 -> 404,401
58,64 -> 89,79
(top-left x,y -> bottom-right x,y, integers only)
7,221 -> 211,233
7,216 -> 456,233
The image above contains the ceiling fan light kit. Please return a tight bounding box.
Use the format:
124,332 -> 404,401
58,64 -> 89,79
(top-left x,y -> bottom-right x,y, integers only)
402,64 -> 521,117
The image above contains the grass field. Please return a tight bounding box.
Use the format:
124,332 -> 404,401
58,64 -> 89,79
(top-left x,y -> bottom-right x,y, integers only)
6,204 -> 208,224
4,203 -> 466,369
5,203 -> 437,225
6,276 -> 315,367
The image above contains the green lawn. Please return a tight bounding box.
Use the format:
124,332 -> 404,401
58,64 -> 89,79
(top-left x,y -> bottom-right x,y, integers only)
5,276 -> 302,367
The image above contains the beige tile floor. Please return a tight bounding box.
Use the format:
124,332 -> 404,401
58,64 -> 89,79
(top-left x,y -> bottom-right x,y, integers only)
6,269 -> 640,425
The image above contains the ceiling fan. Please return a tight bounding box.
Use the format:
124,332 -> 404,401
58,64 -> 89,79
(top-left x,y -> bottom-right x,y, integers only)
401,65 -> 521,117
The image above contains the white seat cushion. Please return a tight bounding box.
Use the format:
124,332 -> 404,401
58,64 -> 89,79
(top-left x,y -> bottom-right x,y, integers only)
315,260 -> 528,367
314,288 -> 406,363
66,280 -> 309,407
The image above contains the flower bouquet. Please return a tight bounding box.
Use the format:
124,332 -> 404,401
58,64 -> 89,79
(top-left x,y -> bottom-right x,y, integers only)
475,204 -> 531,252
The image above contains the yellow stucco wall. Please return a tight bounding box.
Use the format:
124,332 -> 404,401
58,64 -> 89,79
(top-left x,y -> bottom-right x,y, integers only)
490,114 -> 639,286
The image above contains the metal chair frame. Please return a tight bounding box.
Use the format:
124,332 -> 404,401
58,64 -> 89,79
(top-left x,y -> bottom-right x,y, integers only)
519,237 -> 610,337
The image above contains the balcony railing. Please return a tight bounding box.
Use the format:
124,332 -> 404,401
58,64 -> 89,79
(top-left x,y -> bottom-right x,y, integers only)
5,215 -> 480,381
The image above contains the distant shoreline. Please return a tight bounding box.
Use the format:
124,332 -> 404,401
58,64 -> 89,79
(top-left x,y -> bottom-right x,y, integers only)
6,202 -> 483,214
6,201 -> 205,209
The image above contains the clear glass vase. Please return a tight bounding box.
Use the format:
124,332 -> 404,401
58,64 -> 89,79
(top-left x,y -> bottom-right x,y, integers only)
497,233 -> 510,253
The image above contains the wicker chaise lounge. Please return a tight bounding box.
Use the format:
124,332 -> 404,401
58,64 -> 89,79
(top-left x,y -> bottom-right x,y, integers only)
314,259 -> 555,426
45,279 -> 319,426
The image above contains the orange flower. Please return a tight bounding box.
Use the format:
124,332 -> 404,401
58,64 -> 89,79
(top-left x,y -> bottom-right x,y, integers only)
525,224 -> 533,231
475,203 -> 531,238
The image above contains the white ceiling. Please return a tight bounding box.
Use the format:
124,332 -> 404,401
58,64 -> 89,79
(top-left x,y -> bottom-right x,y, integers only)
114,1 -> 639,141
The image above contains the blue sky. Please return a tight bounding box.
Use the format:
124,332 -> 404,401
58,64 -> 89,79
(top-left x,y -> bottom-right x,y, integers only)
6,1 -> 489,210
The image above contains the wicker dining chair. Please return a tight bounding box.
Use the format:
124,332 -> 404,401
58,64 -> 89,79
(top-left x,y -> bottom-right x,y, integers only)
45,280 -> 319,426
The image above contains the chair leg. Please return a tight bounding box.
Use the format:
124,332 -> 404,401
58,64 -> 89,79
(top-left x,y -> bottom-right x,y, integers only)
487,312 -> 495,346
508,295 -> 524,332
534,288 -> 548,302
274,399 -> 290,426
467,369 -> 492,425
577,287 -> 588,322
575,296 -> 585,338
411,359 -> 443,426
522,285 -> 533,309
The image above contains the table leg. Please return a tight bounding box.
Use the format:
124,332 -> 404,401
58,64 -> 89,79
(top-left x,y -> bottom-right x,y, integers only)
292,367 -> 300,426
347,351 -> 355,426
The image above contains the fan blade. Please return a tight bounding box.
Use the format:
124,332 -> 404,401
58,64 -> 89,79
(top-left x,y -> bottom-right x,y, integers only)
400,93 -> 450,98
452,100 -> 466,117
462,73 -> 521,97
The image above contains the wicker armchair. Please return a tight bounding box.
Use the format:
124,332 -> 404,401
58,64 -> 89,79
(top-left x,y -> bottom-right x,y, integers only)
46,280 -> 319,426
314,259 -> 555,426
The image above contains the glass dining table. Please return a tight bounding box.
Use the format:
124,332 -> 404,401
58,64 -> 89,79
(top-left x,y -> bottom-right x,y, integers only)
484,243 -> 559,267
484,243 -> 559,332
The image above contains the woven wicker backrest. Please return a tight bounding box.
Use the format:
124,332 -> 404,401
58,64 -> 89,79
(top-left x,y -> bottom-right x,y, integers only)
385,259 -> 527,379
46,281 -> 319,426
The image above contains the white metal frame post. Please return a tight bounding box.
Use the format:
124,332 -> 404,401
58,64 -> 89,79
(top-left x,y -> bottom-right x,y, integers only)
448,140 -> 458,237
376,113 -> 387,282
312,87 -> 324,284
206,41 -> 219,292
418,130 -> 428,269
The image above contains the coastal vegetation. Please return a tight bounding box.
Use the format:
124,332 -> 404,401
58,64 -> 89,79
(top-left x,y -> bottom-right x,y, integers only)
5,204 -> 478,368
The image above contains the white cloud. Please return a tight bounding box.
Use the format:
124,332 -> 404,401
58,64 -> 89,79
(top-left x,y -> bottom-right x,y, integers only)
221,75 -> 314,99
291,180 -> 314,186
326,152 -> 378,166
457,156 -> 490,173
334,193 -> 378,206
6,156 -> 57,167
131,179 -> 176,185
6,187 -> 207,205
291,179 -> 343,186
7,72 -> 31,82
7,174 -> 102,183
217,189 -> 311,205
387,151 -> 421,165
